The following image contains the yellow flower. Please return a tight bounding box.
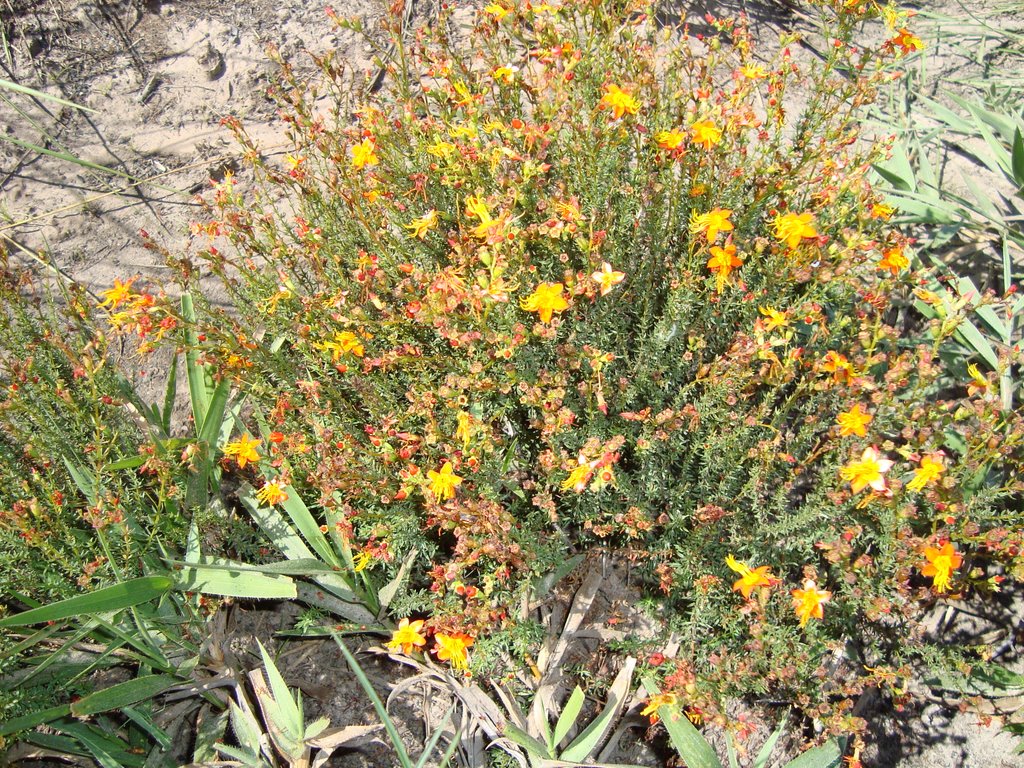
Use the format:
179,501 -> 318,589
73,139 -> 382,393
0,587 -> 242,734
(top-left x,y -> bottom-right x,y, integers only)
836,404 -> 873,437
591,262 -> 626,296
521,282 -> 570,323
921,542 -> 962,593
386,618 -> 427,655
561,455 -> 594,493
483,2 -> 510,19
351,137 -> 378,169
255,480 -> 288,506
434,632 -> 474,671
725,554 -> 776,599
405,209 -> 439,240
689,208 -> 734,242
640,692 -> 678,725
464,195 -> 500,239
492,65 -> 518,84
223,434 -> 261,469
427,140 -> 457,158
321,330 -> 365,361
773,212 -> 817,249
352,550 -> 374,572
654,129 -> 686,150
758,306 -> 789,332
740,63 -> 767,79
455,411 -> 474,448
99,278 -> 136,310
599,84 -> 640,120
870,203 -> 895,220
840,446 -> 893,494
877,246 -> 909,276
791,579 -> 831,627
907,452 -> 944,493
427,461 -> 463,501
707,240 -> 742,292
690,119 -> 722,149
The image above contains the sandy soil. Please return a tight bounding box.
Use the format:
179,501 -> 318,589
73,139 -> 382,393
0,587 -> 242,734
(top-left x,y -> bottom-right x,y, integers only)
2,1 -> 1023,766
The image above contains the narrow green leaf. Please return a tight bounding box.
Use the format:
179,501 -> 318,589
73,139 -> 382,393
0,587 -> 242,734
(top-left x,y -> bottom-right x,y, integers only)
161,355 -> 179,436
414,704 -> 457,768
192,707 -> 229,763
0,703 -> 72,737
278,486 -> 341,567
1011,127 -> 1024,186
238,484 -> 315,561
71,675 -> 177,717
121,705 -> 173,750
502,722 -> 551,759
173,564 -> 297,599
180,293 -> 210,432
551,687 -> 585,751
0,77 -> 97,110
62,457 -> 99,505
378,548 -> 417,610
641,677 -> 721,768
331,632 -> 414,768
954,316 -> 1000,369
753,711 -> 789,768
561,658 -> 635,761
0,576 -> 173,627
256,641 -> 304,738
783,738 -> 844,768
872,163 -> 912,192
0,134 -> 128,176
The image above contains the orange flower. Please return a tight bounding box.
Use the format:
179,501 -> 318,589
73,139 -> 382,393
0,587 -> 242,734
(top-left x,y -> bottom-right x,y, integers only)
792,579 -> 831,626
591,262 -> 626,296
878,246 -> 909,276
427,461 -> 463,501
561,455 -> 595,493
223,434 -> 261,469
706,239 -> 742,292
434,632 -> 474,671
773,212 -> 817,249
836,404 -> 873,437
521,282 -> 570,323
907,452 -> 944,493
921,542 -> 962,593
890,28 -> 924,56
321,330 -> 365,360
690,119 -> 722,149
386,618 -> 428,655
689,208 -> 734,242
840,446 -> 893,494
821,351 -> 855,383
725,554 -> 776,599
599,84 -> 640,120
351,137 -> 378,169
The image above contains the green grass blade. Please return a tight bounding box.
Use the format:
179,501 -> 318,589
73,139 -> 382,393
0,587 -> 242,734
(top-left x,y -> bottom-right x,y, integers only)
71,675 -> 178,717
278,485 -> 342,567
415,704 -> 457,768
641,677 -> 721,768
0,576 -> 173,627
0,134 -> 128,176
256,640 -> 304,737
331,632 -> 414,768
0,77 -> 97,111
560,658 -> 634,761
0,703 -> 73,737
551,686 -> 585,751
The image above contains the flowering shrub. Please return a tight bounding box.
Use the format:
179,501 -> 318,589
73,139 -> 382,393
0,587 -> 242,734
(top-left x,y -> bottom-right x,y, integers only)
162,0 -> 1023,732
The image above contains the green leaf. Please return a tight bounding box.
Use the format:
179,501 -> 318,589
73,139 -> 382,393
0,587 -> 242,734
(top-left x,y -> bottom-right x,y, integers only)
173,563 -> 298,599
1012,127 -> 1024,186
0,703 -> 72,737
71,675 -> 178,717
872,163 -> 912,192
256,640 -> 304,738
502,722 -> 551,760
332,632 -> 414,768
753,710 -> 789,768
551,687 -> 585,751
783,738 -> 844,768
192,706 -> 229,763
0,576 -> 173,627
560,658 -> 635,761
278,486 -> 341,567
641,677 -> 720,768
0,78 -> 97,111
181,293 -> 210,432
378,548 -> 417,610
